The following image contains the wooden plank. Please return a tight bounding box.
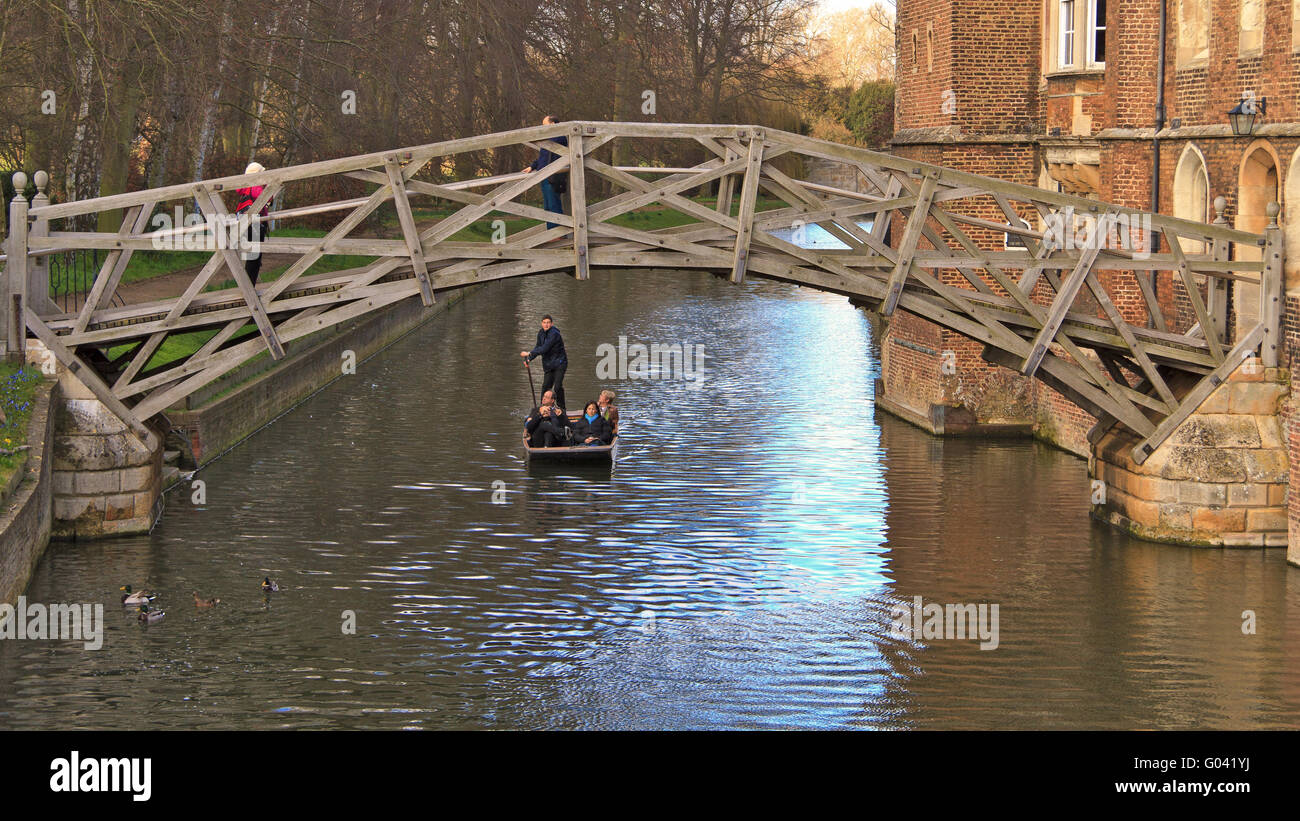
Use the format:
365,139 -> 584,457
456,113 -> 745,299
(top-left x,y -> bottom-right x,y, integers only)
982,344 -> 1156,438
71,203 -> 148,334
345,169 -> 574,229
729,133 -> 765,284
116,279 -> 422,399
715,144 -> 738,216
1130,324 -> 1266,464
262,182 -> 394,303
113,331 -> 166,391
1168,239 -> 1222,361
881,174 -> 937,316
5,194 -> 28,359
568,134 -> 589,280
1022,212 -> 1111,376
583,156 -> 739,232
384,157 -> 435,305
1131,261 -> 1169,333
417,154 -> 571,246
1208,231 -> 1229,343
772,130 -> 1266,246
25,306 -> 159,451
193,319 -> 246,359
1261,225 -> 1283,367
1082,266 -> 1176,405
133,288 -> 415,419
29,120 -> 577,221
921,202 -> 1160,416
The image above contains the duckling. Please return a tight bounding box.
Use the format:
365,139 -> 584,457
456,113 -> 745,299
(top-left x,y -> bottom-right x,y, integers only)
137,604 -> 165,624
120,585 -> 156,606
193,591 -> 220,608
261,577 -> 280,593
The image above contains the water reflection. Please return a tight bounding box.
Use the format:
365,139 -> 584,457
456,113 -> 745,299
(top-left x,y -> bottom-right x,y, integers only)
1,270 -> 1297,730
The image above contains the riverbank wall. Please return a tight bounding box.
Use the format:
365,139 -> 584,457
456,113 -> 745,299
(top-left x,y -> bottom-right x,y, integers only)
0,379 -> 57,604
0,283 -> 482,599
168,286 -> 476,470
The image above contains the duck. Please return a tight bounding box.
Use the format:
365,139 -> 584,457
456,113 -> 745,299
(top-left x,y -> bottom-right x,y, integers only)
137,604 -> 165,624
193,591 -> 220,608
261,577 -> 280,593
120,585 -> 156,606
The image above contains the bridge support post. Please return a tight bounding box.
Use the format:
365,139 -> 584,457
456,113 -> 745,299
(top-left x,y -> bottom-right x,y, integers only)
27,171 -> 55,316
3,172 -> 28,364
1091,354 -> 1289,547
1208,197 -> 1230,344
1261,203 -> 1283,368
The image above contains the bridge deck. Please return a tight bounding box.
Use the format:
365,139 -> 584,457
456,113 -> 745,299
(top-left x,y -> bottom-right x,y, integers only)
3,122 -> 1283,461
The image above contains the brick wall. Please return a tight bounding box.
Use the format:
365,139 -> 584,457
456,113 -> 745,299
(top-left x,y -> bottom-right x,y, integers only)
889,0 -> 1299,502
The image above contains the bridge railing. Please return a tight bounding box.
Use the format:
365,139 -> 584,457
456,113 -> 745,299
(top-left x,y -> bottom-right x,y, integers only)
1,122 -> 1283,462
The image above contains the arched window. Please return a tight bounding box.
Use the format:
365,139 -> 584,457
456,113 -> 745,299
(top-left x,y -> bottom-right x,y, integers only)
1234,141 -> 1281,335
1172,144 -> 1210,253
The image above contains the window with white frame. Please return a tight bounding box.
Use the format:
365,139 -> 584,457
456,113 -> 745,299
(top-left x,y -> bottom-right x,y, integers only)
1088,0 -> 1106,66
1053,0 -> 1106,71
1060,0 -> 1076,67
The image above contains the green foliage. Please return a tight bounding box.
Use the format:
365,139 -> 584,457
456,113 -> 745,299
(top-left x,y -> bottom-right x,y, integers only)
843,81 -> 895,149
0,364 -> 45,495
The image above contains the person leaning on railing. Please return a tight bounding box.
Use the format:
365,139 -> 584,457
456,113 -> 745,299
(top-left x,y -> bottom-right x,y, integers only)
521,115 -> 568,229
236,161 -> 269,284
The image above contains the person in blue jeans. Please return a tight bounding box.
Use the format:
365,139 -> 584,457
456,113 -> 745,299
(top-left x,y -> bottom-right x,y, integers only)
521,115 -> 568,229
520,314 -> 568,411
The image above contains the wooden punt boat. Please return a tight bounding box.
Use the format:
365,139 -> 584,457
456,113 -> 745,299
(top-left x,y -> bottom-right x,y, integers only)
523,410 -> 618,464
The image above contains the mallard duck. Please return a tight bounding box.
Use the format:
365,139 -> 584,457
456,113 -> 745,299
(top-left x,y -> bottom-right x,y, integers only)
137,604 -> 165,624
120,585 -> 156,606
193,591 -> 220,608
261,577 -> 280,592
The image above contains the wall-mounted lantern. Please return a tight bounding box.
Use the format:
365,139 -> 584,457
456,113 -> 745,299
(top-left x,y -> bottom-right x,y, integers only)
1228,96 -> 1266,137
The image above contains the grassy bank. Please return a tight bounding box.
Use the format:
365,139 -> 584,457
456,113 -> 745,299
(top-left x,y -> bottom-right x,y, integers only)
0,364 -> 47,501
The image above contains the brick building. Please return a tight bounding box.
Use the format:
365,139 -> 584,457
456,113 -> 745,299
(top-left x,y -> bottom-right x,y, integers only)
883,0 -> 1300,460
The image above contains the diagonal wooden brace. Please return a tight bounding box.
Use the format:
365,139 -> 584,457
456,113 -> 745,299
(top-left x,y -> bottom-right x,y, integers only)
881,174 -> 938,316
197,188 -> 285,360
385,157 -> 436,305
26,307 -> 160,452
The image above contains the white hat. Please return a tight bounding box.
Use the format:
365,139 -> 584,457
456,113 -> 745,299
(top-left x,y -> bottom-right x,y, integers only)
245,162 -> 265,175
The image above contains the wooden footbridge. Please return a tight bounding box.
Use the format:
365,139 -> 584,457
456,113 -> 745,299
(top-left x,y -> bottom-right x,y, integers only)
1,122 -> 1283,460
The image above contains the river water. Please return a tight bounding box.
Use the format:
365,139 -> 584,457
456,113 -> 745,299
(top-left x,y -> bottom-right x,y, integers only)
3,270 -> 1298,729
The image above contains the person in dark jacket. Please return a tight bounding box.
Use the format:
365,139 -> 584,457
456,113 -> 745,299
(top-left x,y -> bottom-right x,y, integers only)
520,314 -> 567,411
521,115 -> 568,229
572,401 -> 613,446
236,161 -> 269,285
525,390 -> 570,447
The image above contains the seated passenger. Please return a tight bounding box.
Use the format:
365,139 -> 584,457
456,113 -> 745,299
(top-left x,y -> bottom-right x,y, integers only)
525,390 -> 571,447
572,401 -> 613,446
597,389 -> 619,429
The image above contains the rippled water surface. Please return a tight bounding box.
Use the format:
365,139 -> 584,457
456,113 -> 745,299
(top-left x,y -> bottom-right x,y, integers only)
3,270 -> 1298,729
